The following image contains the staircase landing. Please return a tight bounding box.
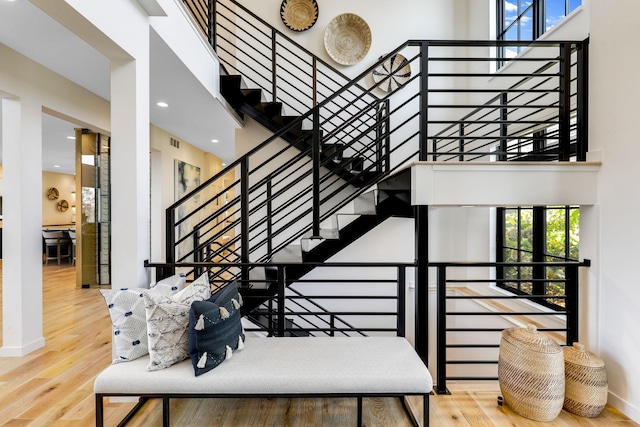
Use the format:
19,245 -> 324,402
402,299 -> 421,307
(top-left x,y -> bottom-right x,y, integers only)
408,161 -> 601,207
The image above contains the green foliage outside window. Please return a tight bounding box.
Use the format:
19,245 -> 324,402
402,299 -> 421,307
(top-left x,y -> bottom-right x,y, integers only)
500,206 -> 579,309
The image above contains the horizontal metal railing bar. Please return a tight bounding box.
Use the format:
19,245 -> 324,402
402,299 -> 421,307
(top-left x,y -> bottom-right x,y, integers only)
290,279 -> 399,284
427,104 -> 560,109
427,88 -> 559,93
446,328 -> 566,332
447,376 -> 499,381
445,344 -> 500,348
445,294 -> 567,299
445,278 -> 569,283
427,72 -> 561,78
282,312 -> 398,316
433,135 -> 561,140
431,261 -> 589,267
428,56 -> 559,62
286,295 -> 398,300
145,261 -> 417,268
244,327 -> 399,333
446,361 -> 499,364
446,311 -> 567,316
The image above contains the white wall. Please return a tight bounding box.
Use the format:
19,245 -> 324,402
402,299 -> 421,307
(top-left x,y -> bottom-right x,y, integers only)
0,42 -> 109,355
236,0 -> 468,78
586,0 -> 640,420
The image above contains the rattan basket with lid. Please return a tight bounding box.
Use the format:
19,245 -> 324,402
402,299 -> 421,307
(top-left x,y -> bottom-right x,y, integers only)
498,324 -> 565,422
564,342 -> 608,417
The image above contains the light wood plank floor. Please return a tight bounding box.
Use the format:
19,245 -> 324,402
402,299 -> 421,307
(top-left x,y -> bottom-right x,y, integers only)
0,261 -> 637,426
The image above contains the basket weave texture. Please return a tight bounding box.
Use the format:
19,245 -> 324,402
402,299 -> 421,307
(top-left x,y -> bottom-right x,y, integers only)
564,342 -> 608,417
280,0 -> 318,32
324,13 -> 371,66
498,324 -> 565,422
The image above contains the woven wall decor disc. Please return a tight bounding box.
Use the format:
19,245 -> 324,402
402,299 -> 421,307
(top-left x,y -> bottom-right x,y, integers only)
324,13 -> 371,66
372,53 -> 411,92
280,0 -> 318,32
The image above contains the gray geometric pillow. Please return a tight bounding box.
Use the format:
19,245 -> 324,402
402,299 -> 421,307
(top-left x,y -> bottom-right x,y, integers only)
144,272 -> 211,371
100,285 -> 178,364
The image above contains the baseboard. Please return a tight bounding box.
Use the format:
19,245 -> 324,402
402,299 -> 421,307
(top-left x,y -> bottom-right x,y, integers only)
0,337 -> 45,357
608,390 -> 640,423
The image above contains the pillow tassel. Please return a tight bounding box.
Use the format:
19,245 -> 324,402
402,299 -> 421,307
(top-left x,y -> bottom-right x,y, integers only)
238,293 -> 244,307
194,314 -> 205,331
225,345 -> 233,360
232,298 -> 241,310
219,306 -> 230,320
197,352 -> 208,369
237,335 -> 245,350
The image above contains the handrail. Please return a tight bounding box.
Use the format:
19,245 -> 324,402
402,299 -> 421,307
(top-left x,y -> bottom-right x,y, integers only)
432,259 -> 589,394
146,260 -> 412,337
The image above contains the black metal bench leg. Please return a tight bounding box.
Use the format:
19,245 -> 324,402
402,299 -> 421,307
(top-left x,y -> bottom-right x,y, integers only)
96,395 -> 104,427
163,396 -> 170,427
424,394 -> 430,426
357,396 -> 363,427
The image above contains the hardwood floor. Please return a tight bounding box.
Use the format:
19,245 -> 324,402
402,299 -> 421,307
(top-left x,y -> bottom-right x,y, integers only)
0,261 -> 637,426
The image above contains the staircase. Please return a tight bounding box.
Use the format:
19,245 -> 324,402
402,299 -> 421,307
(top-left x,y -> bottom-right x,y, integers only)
168,0 -> 589,337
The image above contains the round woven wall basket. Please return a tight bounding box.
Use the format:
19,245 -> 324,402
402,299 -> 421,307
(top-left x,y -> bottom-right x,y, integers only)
564,342 -> 608,418
372,53 -> 411,92
280,0 -> 318,32
324,13 -> 371,66
498,324 -> 565,422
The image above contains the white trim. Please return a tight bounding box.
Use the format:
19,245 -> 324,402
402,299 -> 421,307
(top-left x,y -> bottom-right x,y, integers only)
0,337 -> 46,357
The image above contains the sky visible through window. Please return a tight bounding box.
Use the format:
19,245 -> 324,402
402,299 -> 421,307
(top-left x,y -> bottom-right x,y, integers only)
502,0 -> 581,57
504,0 -> 581,36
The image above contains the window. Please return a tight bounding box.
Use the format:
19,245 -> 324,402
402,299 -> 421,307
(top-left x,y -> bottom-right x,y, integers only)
497,205 -> 579,309
497,0 -> 582,57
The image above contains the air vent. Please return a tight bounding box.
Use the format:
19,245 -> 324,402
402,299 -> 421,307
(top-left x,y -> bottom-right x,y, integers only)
170,137 -> 180,148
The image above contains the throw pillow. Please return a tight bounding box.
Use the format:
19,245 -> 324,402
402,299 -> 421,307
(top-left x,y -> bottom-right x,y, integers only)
151,273 -> 187,294
100,284 -> 180,364
188,281 -> 245,376
144,271 -> 212,371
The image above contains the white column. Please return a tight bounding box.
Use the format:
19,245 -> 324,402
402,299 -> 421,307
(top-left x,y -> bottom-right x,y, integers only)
0,97 -> 45,356
110,55 -> 151,289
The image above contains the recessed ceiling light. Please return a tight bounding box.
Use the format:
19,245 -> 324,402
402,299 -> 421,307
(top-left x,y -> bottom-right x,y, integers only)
222,163 -> 226,166
53,165 -> 60,168
211,139 -> 219,143
67,136 -> 75,140
156,101 -> 169,108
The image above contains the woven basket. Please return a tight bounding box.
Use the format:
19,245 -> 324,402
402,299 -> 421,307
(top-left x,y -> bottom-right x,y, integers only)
280,0 -> 318,32
564,342 -> 608,417
324,13 -> 371,66
372,53 -> 411,92
498,324 -> 565,422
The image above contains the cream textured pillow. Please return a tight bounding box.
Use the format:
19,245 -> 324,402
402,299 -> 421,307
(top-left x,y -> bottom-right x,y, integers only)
151,273 -> 187,294
144,272 -> 211,371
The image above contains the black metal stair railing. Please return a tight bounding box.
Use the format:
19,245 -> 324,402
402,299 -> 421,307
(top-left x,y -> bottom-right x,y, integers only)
146,261 -> 412,338
166,37 -> 588,275
432,260 -> 589,395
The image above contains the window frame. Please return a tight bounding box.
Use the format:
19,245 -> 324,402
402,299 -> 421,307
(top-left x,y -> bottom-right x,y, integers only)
497,0 -> 581,58
496,205 -> 579,310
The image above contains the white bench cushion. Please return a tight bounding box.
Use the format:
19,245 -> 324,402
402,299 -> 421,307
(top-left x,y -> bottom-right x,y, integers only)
94,336 -> 432,395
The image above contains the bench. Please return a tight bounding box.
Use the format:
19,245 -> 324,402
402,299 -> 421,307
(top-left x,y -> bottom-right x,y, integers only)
94,336 -> 432,426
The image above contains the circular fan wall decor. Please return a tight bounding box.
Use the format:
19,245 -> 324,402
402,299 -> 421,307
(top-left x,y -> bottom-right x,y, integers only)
324,13 -> 371,66
47,187 -> 59,200
372,53 -> 411,92
57,199 -> 69,212
280,0 -> 319,32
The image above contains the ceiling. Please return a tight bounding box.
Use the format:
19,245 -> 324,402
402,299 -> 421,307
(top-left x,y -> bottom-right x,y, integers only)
0,0 -> 238,175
